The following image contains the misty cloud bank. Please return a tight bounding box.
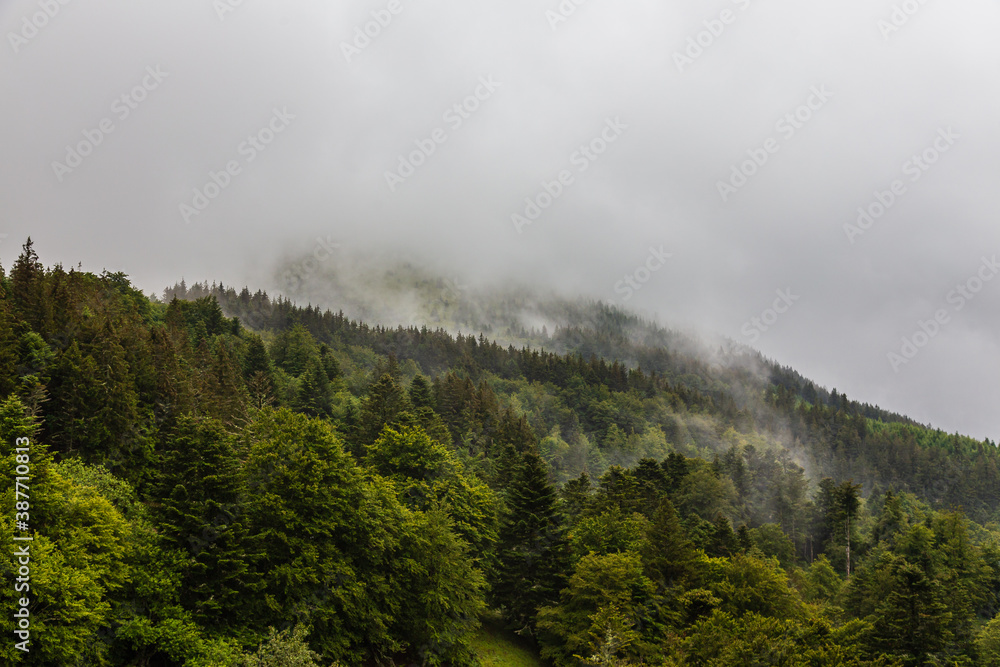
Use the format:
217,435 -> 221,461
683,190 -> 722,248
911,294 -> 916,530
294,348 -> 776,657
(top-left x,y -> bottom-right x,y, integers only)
1,0 -> 998,439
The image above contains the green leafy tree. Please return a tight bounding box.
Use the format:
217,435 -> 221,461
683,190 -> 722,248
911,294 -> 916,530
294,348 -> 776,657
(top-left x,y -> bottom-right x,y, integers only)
570,508 -> 649,560
390,509 -> 486,666
976,614 -> 1000,667
366,424 -> 498,557
802,555 -> 842,603
704,553 -> 803,620
241,408 -> 398,661
0,396 -> 130,665
536,552 -> 661,666
238,625 -> 327,667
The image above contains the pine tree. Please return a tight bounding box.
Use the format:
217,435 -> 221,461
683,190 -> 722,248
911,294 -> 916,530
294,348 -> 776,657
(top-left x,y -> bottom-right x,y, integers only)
491,452 -> 569,635
492,408 -> 539,488
208,341 -> 249,424
45,341 -> 103,455
318,343 -> 341,381
153,417 -> 254,629
561,472 -> 592,524
270,324 -> 317,376
358,373 -> 411,446
873,488 -> 906,546
242,334 -> 272,381
641,499 -> 698,591
706,514 -> 739,558
0,276 -> 18,397
408,374 -> 435,410
838,481 -> 861,578
10,238 -> 46,331
293,356 -> 332,418
870,554 -> 953,662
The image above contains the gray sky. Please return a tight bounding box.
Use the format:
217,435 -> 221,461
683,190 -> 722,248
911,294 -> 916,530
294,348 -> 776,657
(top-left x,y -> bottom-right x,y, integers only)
2,0 -> 999,440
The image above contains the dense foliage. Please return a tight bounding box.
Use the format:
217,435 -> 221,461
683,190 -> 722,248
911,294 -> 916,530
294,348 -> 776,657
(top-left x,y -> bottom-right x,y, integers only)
3,238 -> 1000,665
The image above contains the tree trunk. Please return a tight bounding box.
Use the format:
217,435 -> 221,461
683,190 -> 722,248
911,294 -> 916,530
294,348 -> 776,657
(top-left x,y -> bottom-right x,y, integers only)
845,514 -> 851,579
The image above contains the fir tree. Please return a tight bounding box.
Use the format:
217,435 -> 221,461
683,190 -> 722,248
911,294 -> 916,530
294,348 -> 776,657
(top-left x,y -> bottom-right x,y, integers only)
491,452 -> 569,635
408,374 -> 435,410
153,417 -> 254,628
359,373 -> 411,446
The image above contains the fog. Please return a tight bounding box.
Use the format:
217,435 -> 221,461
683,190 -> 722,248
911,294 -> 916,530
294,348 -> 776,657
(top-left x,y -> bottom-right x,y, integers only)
2,0 -> 999,440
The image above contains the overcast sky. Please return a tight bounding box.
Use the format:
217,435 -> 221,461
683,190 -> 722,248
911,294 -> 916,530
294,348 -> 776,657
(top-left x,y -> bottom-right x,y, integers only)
2,0 -> 999,441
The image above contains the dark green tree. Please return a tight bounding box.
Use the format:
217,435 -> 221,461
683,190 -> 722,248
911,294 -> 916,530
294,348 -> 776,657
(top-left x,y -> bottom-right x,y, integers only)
868,553 -> 953,664
358,373 -> 411,447
491,452 -> 569,635
293,356 -> 332,418
152,416 -> 253,628
641,499 -> 699,591
408,374 -> 435,410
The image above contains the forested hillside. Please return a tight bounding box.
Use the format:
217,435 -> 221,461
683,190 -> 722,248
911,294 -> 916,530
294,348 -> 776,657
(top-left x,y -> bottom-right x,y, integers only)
4,238 -> 1000,666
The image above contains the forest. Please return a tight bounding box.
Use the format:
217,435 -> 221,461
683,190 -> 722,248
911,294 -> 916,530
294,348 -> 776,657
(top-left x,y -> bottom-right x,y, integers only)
4,238 -> 1000,666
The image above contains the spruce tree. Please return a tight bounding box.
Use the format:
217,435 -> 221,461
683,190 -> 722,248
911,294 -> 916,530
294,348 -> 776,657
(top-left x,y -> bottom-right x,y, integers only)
642,499 -> 699,591
408,374 -> 435,410
153,417 -> 253,629
293,356 -> 332,418
871,554 -> 953,662
491,452 -> 569,635
359,373 -> 411,446
242,334 -> 272,381
10,238 -> 45,330
0,276 -> 17,397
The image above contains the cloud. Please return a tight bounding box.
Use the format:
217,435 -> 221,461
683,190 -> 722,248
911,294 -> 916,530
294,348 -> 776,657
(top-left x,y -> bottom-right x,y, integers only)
1,0 -> 999,439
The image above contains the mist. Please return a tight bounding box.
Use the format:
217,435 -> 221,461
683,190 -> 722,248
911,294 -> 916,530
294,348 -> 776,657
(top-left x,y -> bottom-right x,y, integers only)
2,0 -> 999,440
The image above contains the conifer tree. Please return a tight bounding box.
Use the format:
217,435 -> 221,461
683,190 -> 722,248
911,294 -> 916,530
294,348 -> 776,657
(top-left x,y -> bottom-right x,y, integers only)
153,417 -> 253,629
408,374 -> 435,411
318,343 -> 341,381
870,554 -> 953,662
492,452 -> 569,635
10,238 -> 45,331
293,356 -> 332,418
0,275 -> 18,398
359,373 -> 411,446
561,472 -> 592,524
642,500 -> 698,591
242,334 -> 272,381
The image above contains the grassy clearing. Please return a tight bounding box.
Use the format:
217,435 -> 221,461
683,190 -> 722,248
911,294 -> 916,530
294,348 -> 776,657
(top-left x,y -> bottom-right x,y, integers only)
471,612 -> 545,667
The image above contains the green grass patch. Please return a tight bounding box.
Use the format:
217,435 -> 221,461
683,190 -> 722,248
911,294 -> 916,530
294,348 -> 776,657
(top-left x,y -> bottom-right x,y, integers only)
472,612 -> 545,667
